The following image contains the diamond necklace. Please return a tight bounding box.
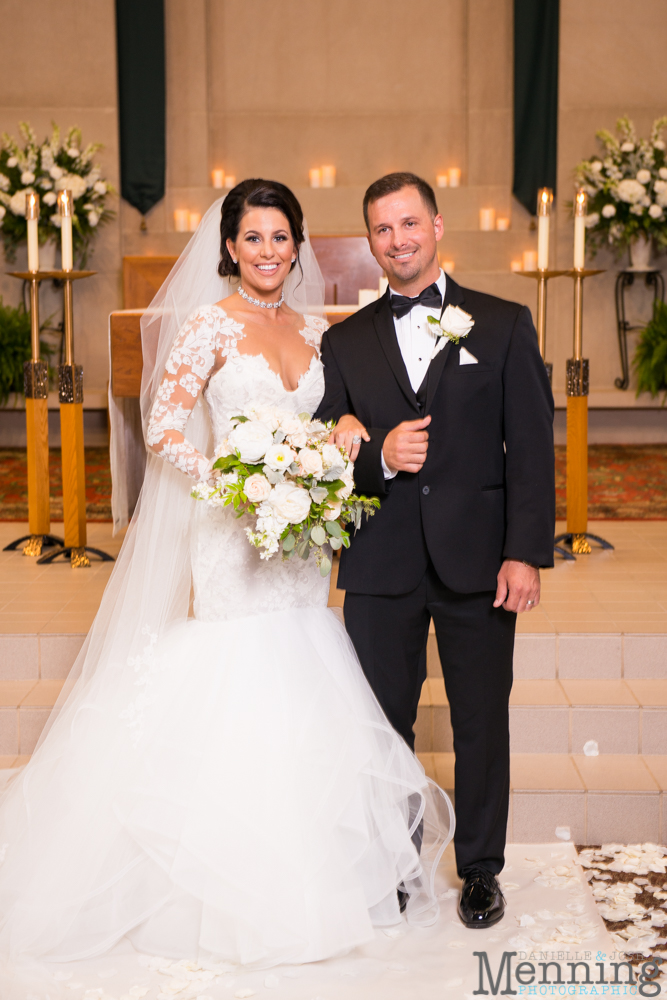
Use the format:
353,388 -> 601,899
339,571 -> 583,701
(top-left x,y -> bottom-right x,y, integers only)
238,285 -> 284,309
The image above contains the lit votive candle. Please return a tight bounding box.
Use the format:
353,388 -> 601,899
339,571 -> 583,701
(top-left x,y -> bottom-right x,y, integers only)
57,190 -> 73,271
321,165 -> 336,188
309,169 -> 322,188
574,188 -> 587,269
224,175 -> 236,189
522,250 -> 538,272
188,212 -> 202,231
436,174 -> 448,188
174,209 -> 189,232
537,187 -> 553,270
448,167 -> 461,188
212,169 -> 225,189
496,217 -> 510,232
510,260 -> 523,273
26,191 -> 40,272
479,208 -> 495,231
442,260 -> 455,275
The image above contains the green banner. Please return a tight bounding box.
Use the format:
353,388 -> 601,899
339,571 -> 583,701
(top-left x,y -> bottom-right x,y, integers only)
513,0 -> 559,214
115,0 -> 165,216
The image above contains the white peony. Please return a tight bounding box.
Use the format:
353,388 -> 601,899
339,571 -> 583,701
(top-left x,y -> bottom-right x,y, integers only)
621,141 -> 635,152
656,188 -> 667,209
323,501 -> 342,521
298,448 -> 324,477
616,179 -> 646,204
636,169 -> 651,184
268,482 -> 312,524
88,210 -> 99,227
654,140 -> 666,151
0,206 -> 5,222
67,147 -> 80,158
660,168 -> 667,180
0,174 -> 9,192
49,165 -> 64,180
93,180 -> 107,195
20,170 -> 35,185
584,212 -> 600,228
279,414 -> 304,437
321,443 -> 343,470
6,156 -> 17,168
42,191 -> 57,206
601,203 -> 617,218
9,188 -> 32,216
590,160 -> 603,173
55,173 -> 88,201
287,427 -> 309,448
244,473 -> 272,503
648,204 -> 663,219
227,420 -> 274,463
264,442 -> 297,472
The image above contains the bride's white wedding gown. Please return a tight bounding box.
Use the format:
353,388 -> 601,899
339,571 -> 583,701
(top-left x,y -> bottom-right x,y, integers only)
0,306 -> 453,981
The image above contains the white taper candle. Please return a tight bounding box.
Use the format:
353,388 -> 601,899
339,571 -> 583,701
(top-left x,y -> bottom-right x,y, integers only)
573,189 -> 587,270
26,191 -> 40,272
58,190 -> 73,271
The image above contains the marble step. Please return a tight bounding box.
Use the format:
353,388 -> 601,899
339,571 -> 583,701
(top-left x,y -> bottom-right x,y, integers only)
417,677 -> 667,755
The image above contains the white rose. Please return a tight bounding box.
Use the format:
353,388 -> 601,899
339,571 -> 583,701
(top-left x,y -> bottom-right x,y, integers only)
636,169 -> 652,184
6,156 -> 18,168
441,304 -> 475,339
67,147 -> 80,158
654,140 -> 666,151
50,213 -> 62,227
630,204 -> 645,215
648,204 -> 663,219
584,212 -> 599,228
227,420 -> 274,463
93,180 -> 107,195
264,442 -> 297,471
656,188 -> 667,209
601,203 -> 617,218
321,443 -> 343,471
9,188 -> 32,216
298,448 -> 324,477
49,165 -> 64,180
590,161 -> 603,173
55,173 -> 88,201
38,178 -> 52,190
268,482 -> 312,524
287,428 -> 309,448
0,206 -> 5,222
322,501 -> 342,521
621,141 -> 635,152
659,168 -> 667,180
20,170 -> 35,185
42,191 -> 57,206
88,210 -> 99,227
0,174 -> 8,192
279,415 -> 303,436
336,470 -> 355,500
616,179 -> 646,204
244,473 -> 272,503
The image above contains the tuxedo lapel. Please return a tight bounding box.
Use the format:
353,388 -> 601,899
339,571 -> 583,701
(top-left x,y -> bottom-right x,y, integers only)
424,276 -> 466,414
372,292 -> 420,413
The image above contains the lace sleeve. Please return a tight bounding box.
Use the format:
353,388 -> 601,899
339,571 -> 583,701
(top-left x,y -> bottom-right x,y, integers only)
301,314 -> 329,356
146,306 -> 222,482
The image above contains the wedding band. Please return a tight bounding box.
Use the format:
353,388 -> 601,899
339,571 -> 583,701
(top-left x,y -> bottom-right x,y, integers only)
526,600 -> 534,606
352,435 -> 361,444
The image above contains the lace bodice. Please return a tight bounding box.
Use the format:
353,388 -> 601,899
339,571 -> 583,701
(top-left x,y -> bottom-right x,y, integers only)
146,304 -> 330,623
147,304 -> 327,481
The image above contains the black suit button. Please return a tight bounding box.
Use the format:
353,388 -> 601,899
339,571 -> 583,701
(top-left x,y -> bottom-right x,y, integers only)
422,486 -> 430,495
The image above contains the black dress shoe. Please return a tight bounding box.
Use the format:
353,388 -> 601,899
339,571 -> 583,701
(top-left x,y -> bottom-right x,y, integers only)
457,866 -> 506,928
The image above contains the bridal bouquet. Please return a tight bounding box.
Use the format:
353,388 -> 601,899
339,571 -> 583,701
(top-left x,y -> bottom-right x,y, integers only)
191,408 -> 379,575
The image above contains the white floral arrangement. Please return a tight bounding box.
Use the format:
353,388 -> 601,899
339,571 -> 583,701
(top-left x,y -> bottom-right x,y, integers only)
191,408 -> 380,576
574,115 -> 667,256
0,122 -> 115,266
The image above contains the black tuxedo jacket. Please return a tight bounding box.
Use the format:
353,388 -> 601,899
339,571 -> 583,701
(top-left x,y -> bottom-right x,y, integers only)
315,276 -> 555,595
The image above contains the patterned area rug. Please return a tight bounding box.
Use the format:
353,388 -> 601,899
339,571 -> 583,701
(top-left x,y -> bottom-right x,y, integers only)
0,448 -> 112,521
555,444 -> 667,519
1,445 -> 666,521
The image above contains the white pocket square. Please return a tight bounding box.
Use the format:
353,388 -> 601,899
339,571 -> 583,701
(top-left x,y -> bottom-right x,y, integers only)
459,346 -> 478,365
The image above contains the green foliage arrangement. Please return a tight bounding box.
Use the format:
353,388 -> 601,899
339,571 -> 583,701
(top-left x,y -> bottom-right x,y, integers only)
634,299 -> 667,402
0,297 -> 53,405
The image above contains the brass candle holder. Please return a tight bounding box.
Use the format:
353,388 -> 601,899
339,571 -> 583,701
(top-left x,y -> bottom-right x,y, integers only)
554,266 -> 614,556
516,268 -> 568,384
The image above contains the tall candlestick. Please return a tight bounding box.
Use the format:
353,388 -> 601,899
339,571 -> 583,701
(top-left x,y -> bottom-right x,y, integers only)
573,188 -> 587,270
537,187 -> 553,270
57,190 -> 73,271
26,191 -> 40,273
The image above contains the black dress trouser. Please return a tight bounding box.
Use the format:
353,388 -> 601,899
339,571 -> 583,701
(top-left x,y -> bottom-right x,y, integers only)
343,560 -> 516,877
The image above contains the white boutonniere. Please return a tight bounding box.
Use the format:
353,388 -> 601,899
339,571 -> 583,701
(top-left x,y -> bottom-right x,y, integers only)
426,305 -> 475,359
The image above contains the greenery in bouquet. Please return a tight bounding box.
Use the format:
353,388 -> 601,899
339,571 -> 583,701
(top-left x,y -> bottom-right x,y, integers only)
0,122 -> 115,267
573,116 -> 667,257
191,409 -> 380,577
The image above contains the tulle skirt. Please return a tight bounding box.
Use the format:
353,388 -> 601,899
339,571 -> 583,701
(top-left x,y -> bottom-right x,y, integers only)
0,606 -> 453,975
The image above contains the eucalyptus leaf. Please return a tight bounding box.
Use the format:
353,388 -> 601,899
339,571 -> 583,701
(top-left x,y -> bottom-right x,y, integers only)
329,536 -> 342,550
289,462 -> 300,474
310,525 -> 326,546
310,486 -> 328,503
273,429 -> 286,443
282,533 -> 296,551
319,556 -> 332,577
263,465 -> 284,485
325,520 -> 342,538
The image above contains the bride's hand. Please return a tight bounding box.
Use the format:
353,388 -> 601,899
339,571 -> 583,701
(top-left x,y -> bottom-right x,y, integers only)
328,414 -> 370,462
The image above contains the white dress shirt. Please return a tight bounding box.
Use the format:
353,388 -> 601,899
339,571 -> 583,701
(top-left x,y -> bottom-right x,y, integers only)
381,269 -> 447,479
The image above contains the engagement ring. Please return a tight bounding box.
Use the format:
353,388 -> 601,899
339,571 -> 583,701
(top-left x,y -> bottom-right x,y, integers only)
352,435 -> 362,444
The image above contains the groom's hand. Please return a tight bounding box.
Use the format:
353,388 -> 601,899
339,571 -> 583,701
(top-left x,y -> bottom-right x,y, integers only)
494,559 -> 540,613
382,416 -> 431,474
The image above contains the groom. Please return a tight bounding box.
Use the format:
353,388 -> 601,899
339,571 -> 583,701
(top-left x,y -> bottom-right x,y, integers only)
316,172 -> 555,928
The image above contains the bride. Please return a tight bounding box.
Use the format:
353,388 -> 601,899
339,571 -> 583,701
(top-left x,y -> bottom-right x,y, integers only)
0,179 -> 453,988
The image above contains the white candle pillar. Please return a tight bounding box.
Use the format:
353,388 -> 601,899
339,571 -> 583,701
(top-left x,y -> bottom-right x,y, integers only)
26,191 -> 40,273
57,190 -> 73,271
537,187 -> 553,270
321,165 -> 336,188
448,168 -> 461,188
309,169 -> 322,188
573,188 -> 587,270
212,169 -> 224,189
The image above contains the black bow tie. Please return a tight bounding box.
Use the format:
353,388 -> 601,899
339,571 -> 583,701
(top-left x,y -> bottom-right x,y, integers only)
390,283 -> 442,319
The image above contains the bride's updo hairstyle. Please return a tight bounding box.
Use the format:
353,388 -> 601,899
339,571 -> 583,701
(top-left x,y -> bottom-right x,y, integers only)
218,178 -> 305,278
